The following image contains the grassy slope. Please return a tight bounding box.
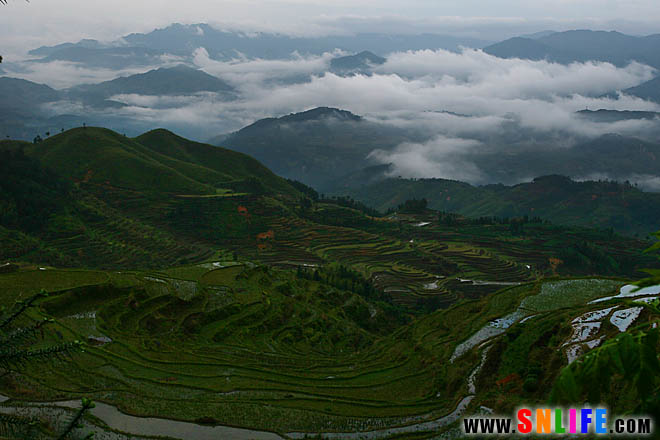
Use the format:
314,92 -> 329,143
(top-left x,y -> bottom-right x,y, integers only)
25,127 -> 213,194
0,128 -> 302,269
135,128 -> 297,196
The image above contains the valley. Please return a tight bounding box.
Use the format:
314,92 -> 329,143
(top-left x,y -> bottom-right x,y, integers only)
2,13 -> 660,439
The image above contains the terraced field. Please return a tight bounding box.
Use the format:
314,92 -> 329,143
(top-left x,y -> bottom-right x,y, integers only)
2,128 -> 659,438
2,265 -> 658,439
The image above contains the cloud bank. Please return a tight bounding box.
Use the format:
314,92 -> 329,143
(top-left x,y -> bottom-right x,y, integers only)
9,46 -> 660,183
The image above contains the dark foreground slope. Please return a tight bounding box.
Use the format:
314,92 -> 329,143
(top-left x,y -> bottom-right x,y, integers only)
1,126 -> 659,439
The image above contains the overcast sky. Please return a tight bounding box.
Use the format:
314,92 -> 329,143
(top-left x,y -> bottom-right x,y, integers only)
3,0 -> 660,56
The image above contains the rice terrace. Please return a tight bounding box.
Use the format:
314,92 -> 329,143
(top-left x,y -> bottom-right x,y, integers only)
3,2 -> 660,438
0,127 -> 657,438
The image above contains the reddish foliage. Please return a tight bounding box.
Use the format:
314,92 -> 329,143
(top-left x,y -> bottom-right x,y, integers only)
257,230 -> 275,240
496,373 -> 520,387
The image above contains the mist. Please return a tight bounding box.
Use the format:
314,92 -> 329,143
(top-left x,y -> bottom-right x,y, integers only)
4,40 -> 660,185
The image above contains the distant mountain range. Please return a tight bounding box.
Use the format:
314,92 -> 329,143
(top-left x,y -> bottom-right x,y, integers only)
576,109 -> 660,122
212,107 -> 660,191
0,65 -> 238,139
27,23 -> 490,69
484,30 -> 660,68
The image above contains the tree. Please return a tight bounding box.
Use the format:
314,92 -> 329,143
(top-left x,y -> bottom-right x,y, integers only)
550,231 -> 660,414
0,290 -> 93,438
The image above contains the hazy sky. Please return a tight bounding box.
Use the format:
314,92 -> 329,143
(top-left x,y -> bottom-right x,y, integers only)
3,0 -> 660,55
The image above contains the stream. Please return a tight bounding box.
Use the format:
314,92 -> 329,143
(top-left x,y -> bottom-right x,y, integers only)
0,396 -> 283,440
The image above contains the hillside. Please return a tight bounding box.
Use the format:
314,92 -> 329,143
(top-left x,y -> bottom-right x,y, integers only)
0,77 -> 60,114
0,127 -> 302,269
341,174 -> 660,236
135,128 -> 296,196
2,125 -> 659,439
215,107 -> 417,189
466,134 -> 660,186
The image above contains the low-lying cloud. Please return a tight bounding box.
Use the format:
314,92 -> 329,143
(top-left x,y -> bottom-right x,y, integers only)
10,47 -> 660,184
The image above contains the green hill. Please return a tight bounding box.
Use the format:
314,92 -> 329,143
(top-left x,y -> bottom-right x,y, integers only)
25,127 -> 213,194
341,174 -> 660,236
0,127 -> 301,269
22,127 -> 297,197
136,128 -> 297,196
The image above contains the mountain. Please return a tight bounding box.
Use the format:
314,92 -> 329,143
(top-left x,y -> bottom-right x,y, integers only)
330,51 -> 386,74
484,37 -> 556,61
67,65 -> 235,105
340,174 -> 660,235
485,30 -> 660,68
28,39 -> 109,57
622,76 -> 660,103
215,107 -> 418,189
214,107 -> 660,192
28,23 -> 491,69
0,77 -> 60,115
0,77 -> 65,140
0,67 -> 237,140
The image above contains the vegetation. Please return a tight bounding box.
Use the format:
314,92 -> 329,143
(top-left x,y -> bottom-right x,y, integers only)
343,174 -> 660,236
1,126 -> 659,438
0,291 -> 93,439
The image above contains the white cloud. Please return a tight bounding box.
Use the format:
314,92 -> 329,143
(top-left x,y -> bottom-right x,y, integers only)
368,136 -> 485,182
16,47 -> 660,182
